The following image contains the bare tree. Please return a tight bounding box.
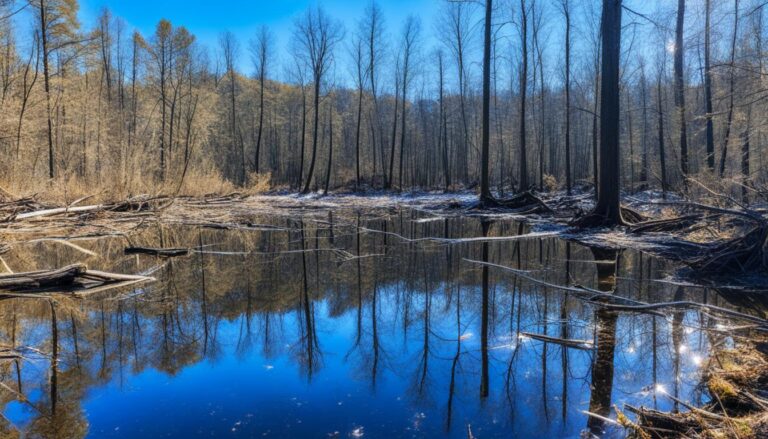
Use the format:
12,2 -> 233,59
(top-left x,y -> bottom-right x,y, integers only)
30,0 -> 80,179
703,0 -> 715,171
561,0 -> 572,195
220,31 -> 243,183
576,0 -> 624,227
360,1 -> 385,185
718,0 -> 739,178
293,5 -> 343,194
350,34 -> 368,190
396,16 -> 419,191
480,0 -> 493,203
673,0 -> 688,181
250,25 -> 272,175
518,0 -> 529,191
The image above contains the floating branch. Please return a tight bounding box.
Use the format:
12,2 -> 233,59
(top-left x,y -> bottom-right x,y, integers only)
125,246 -> 190,257
519,332 -> 594,350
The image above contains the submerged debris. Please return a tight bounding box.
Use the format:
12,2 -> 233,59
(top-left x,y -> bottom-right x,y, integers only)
628,338 -> 768,439
0,263 -> 155,296
125,246 -> 190,257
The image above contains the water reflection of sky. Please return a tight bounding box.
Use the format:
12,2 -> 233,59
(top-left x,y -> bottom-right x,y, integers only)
0,215 -> 723,438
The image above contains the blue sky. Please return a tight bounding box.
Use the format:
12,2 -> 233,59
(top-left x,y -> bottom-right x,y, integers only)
76,0 -> 440,75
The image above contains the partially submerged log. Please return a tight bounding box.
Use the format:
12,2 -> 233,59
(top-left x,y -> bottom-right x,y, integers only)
0,263 -> 154,295
519,331 -> 594,350
125,246 -> 189,257
0,264 -> 87,289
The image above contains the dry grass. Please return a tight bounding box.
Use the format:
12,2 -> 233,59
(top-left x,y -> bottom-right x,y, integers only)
0,168 -> 271,205
633,338 -> 768,439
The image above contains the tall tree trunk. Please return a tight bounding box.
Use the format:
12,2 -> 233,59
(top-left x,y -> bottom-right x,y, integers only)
480,0 -> 492,202
299,88 -> 307,189
302,79 -> 321,194
324,106 -> 333,194
439,53 -> 450,190
580,0 -> 623,227
703,0 -> 715,170
591,44 -> 600,198
674,0 -> 689,181
255,72 -> 265,174
387,77 -> 399,189
718,0 -> 739,178
355,87 -> 363,190
639,66 -> 649,189
741,107 -> 751,204
39,0 -> 55,179
563,1 -> 572,195
657,76 -> 668,199
518,0 -> 529,191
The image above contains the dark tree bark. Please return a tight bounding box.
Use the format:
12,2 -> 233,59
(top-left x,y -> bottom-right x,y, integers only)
639,63 -> 649,190
324,105 -> 333,194
741,109 -> 750,204
718,0 -> 739,178
38,0 -> 55,179
438,51 -> 450,190
480,0 -> 493,202
674,0 -> 688,181
386,71 -> 399,189
296,7 -> 341,194
562,0 -> 572,195
657,75 -> 668,199
576,0 -> 623,227
253,26 -> 271,175
703,0 -> 715,171
518,0 -> 529,191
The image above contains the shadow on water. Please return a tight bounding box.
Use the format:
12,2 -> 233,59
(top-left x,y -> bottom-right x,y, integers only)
0,208 -> 764,438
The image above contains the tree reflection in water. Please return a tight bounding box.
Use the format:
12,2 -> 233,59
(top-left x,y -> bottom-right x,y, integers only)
0,209 -> 754,438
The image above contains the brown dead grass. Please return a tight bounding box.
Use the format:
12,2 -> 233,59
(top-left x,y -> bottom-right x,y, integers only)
0,168 -> 270,205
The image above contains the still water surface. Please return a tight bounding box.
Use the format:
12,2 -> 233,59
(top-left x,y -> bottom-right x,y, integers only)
0,208 -> 748,438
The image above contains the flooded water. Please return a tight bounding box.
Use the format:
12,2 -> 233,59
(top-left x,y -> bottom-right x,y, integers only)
0,208 -> 757,438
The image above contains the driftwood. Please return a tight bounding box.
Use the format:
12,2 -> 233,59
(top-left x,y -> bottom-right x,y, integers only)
519,331 -> 594,350
0,263 -> 154,295
125,246 -> 190,257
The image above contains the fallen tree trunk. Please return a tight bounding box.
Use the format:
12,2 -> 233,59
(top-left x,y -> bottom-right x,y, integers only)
520,332 -> 594,350
0,263 -> 154,295
125,247 -> 189,257
0,263 -> 87,289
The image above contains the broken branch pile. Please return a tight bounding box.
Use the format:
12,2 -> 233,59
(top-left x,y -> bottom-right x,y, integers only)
629,339 -> 768,438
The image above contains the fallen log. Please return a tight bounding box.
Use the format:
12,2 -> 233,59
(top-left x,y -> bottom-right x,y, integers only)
0,263 -> 87,289
13,204 -> 105,221
0,263 -> 154,295
125,246 -> 189,257
519,332 -> 594,350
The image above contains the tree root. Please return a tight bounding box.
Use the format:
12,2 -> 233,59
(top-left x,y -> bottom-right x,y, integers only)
630,214 -> 706,234
688,226 -> 768,273
478,191 -> 553,214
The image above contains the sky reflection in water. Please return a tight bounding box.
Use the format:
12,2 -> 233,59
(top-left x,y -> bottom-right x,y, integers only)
0,211 -> 725,438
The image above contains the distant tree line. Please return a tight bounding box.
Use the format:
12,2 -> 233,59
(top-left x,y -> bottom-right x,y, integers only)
0,0 -> 765,199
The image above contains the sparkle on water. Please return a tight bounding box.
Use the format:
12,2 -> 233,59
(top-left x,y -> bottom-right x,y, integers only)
0,208 -> 746,438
